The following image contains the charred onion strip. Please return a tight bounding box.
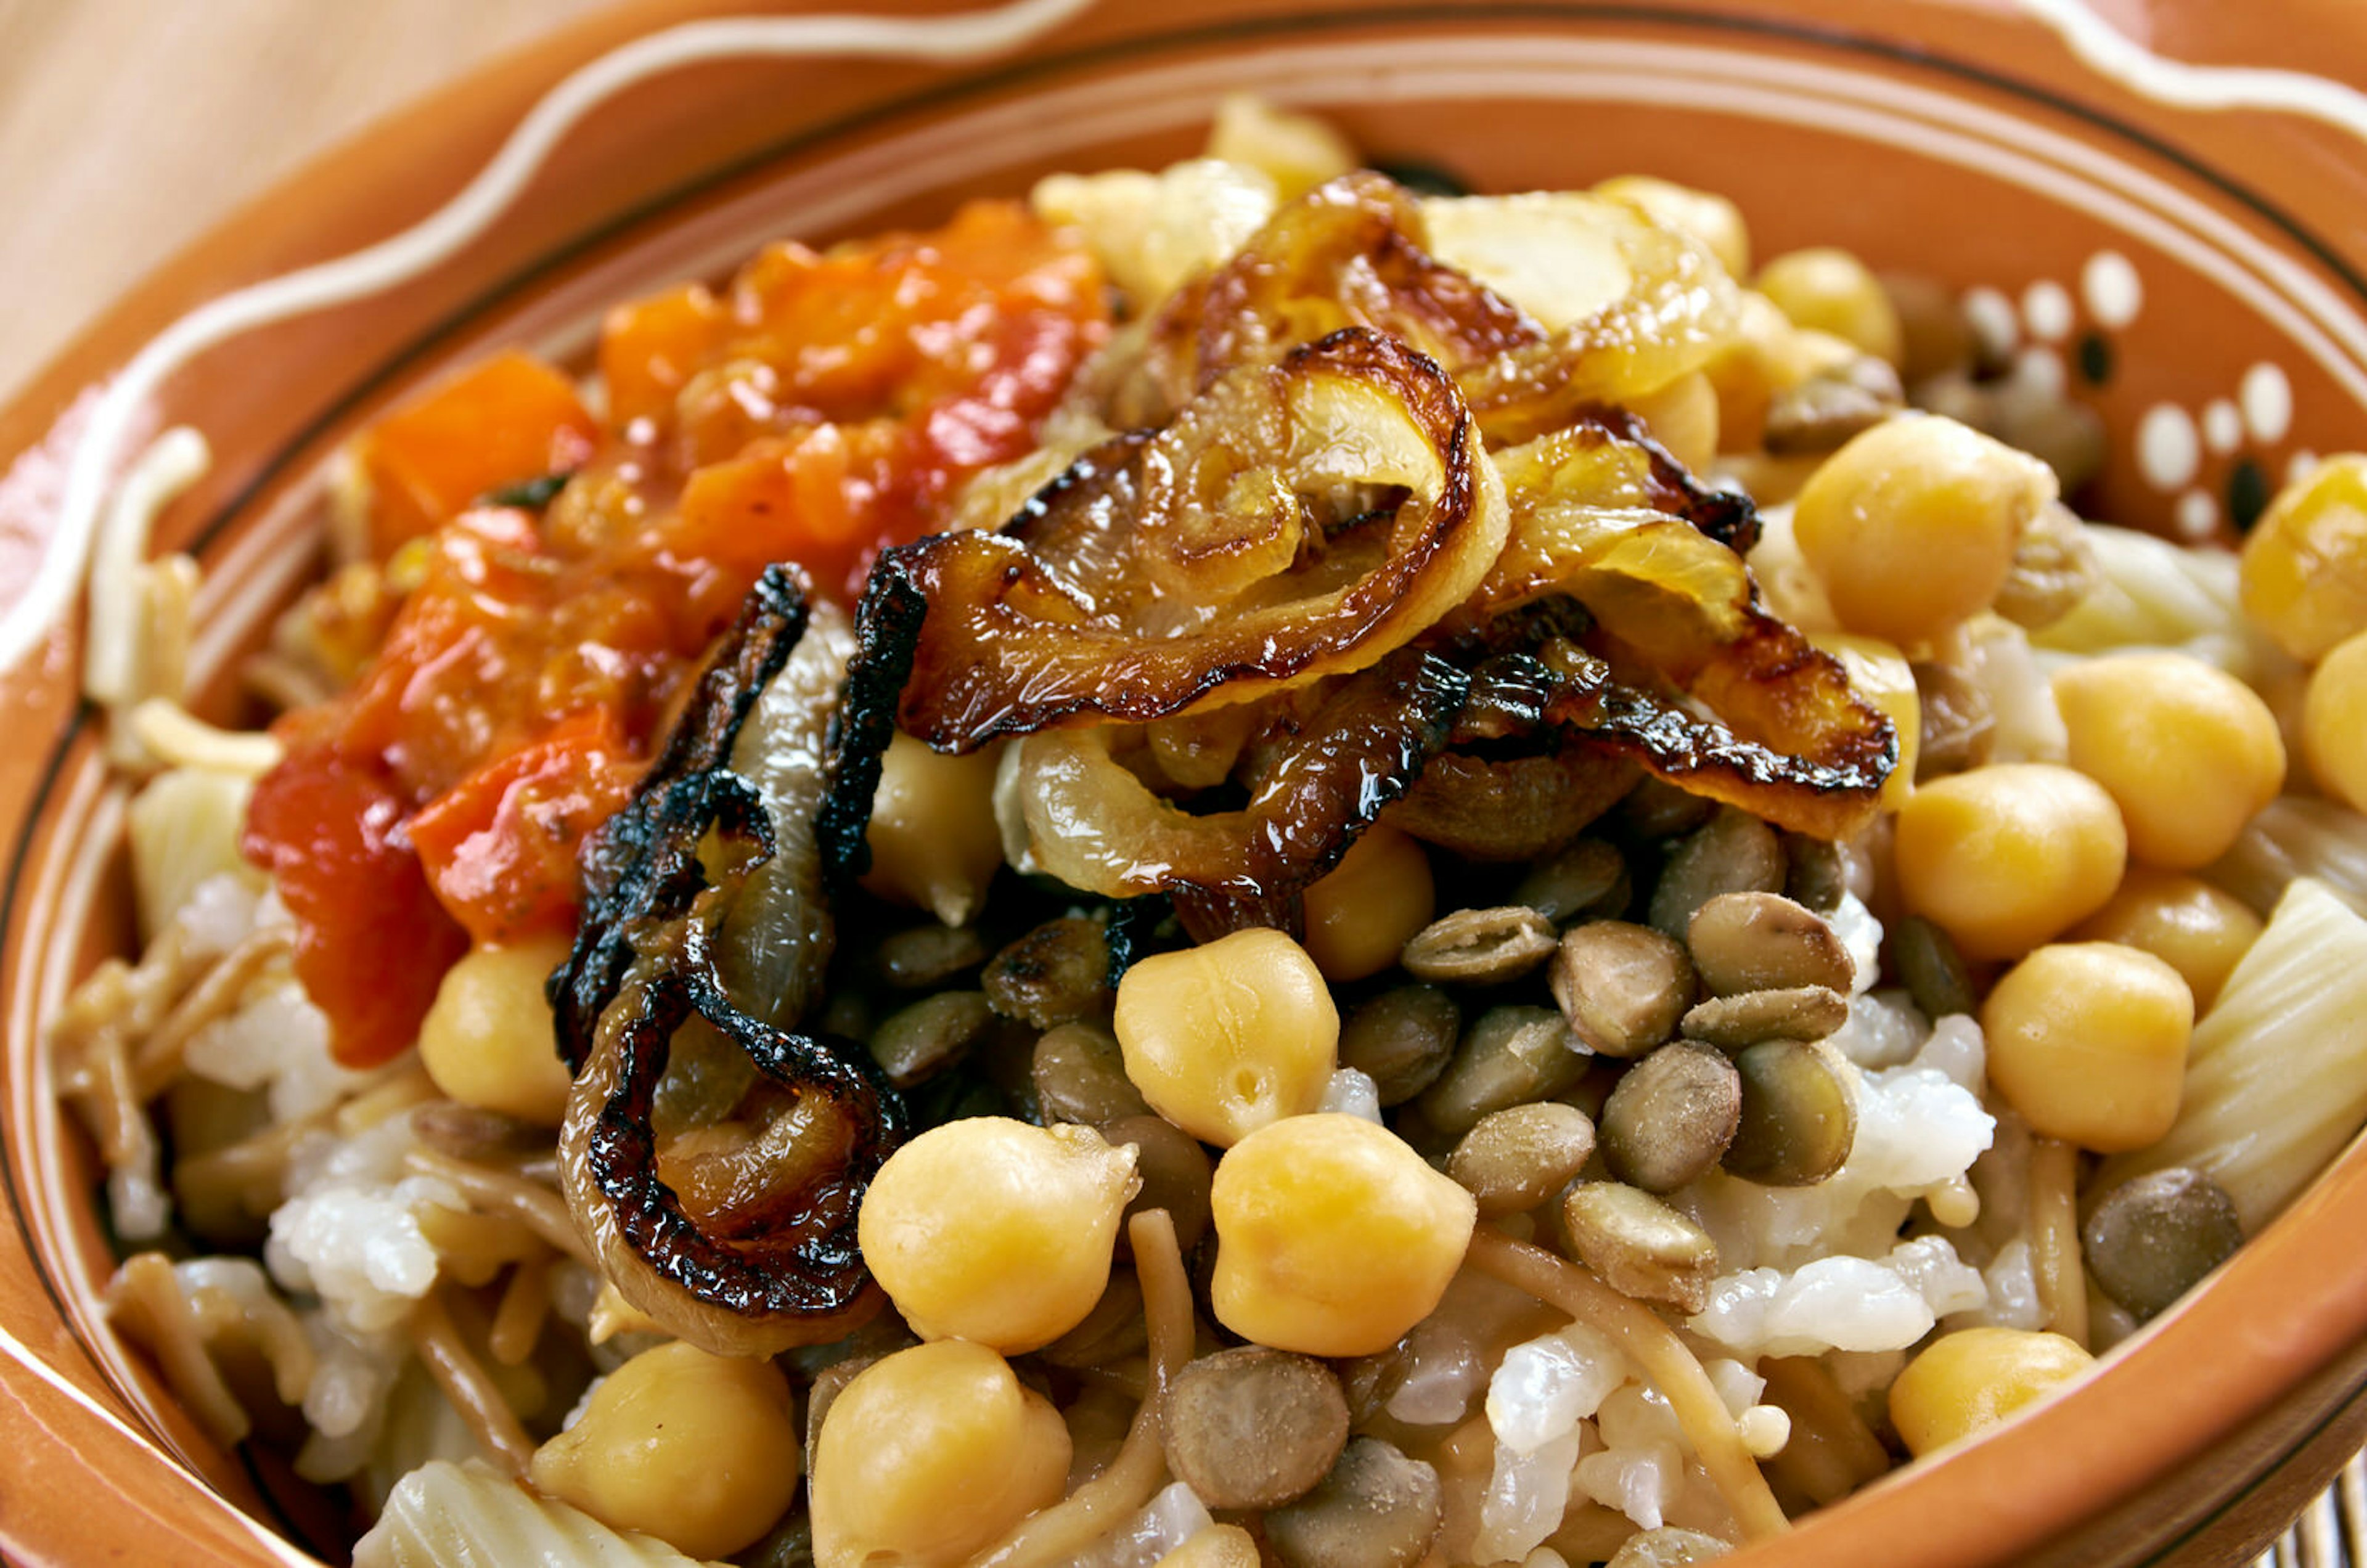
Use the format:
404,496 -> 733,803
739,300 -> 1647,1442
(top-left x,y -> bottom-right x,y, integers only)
1460,643 -> 1893,841
818,328 -> 1504,887
552,568 -> 904,1357
1012,650 -> 1470,940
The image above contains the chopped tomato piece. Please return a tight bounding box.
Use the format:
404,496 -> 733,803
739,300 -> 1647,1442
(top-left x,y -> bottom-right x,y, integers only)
248,202 -> 1108,1055
358,349 -> 599,557
599,283 -> 726,433
408,709 -> 643,945
676,421 -> 919,603
243,749 -> 470,1069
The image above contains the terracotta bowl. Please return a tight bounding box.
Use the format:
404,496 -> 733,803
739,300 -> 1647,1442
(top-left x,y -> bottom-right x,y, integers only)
7,1 -> 2367,1562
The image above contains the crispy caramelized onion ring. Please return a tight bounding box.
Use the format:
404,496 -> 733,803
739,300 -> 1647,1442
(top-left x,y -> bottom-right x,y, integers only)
554,568 -> 903,1357
1010,650 -> 1470,939
1126,173 -> 1737,447
838,327 -> 1504,759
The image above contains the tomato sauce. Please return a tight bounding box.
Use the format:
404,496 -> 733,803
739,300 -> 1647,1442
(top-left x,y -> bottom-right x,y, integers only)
244,202 -> 1108,1064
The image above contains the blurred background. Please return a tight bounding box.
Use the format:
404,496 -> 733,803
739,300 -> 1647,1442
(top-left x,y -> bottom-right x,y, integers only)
0,0 -> 607,406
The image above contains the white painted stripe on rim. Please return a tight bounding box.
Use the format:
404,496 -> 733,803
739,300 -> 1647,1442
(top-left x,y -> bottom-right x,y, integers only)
0,1317 -> 315,1567
2018,0 -> 2367,145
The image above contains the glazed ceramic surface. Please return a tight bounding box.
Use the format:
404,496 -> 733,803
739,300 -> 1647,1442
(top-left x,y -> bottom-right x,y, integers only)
6,1 -> 2367,1562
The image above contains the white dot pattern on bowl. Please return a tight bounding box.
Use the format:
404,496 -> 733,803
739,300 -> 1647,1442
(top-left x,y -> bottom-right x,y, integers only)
2138,402 -> 2202,489
2022,279 -> 2075,342
2202,398 -> 2243,454
1963,285 -> 2019,359
2014,344 -> 2067,400
2081,249 -> 2143,329
2290,449 -> 2322,487
2241,362 -> 2294,444
2175,488 -> 2218,539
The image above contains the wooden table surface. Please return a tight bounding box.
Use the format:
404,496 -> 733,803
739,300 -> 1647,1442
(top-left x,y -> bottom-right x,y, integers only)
0,0 -> 610,409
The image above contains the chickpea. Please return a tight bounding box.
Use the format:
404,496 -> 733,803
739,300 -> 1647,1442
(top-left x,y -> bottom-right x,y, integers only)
1114,928 -> 1339,1146
2304,627 -> 2367,812
1810,632 -> 1919,809
1894,763 -> 2127,960
859,1117 -> 1138,1352
417,934 -> 575,1125
1887,1327 -> 2095,1457
2069,867 -> 2263,1010
528,1341 -> 799,1560
1301,826 -> 1434,982
1594,174 -> 1752,279
2052,651 -> 2285,870
1982,942 -> 2194,1152
861,733 -> 1004,928
1793,414 -> 2057,647
1210,1113 -> 1476,1357
2239,454 -> 2367,662
1755,247 -> 1905,367
811,1339 -> 1071,1568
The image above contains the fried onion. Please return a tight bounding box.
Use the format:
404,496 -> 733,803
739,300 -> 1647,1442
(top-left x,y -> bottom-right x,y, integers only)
831,326 -> 1502,770
1124,173 -> 1738,447
1009,648 -> 1470,939
554,567 -> 903,1358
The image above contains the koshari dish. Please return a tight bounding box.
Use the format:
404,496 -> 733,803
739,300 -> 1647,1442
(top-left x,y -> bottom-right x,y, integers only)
57,96 -> 2367,1567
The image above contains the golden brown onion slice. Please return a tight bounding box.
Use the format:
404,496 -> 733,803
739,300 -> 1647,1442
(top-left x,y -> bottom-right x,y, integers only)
1125,173 -> 1738,448
849,327 -> 1505,755
1008,649 -> 1469,939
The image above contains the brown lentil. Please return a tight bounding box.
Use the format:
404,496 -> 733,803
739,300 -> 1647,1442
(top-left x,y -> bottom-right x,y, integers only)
1910,658 -> 1995,781
1724,1040 -> 1857,1186
1447,1103 -> 1598,1218
1161,1347 -> 1351,1510
2082,1167 -> 2245,1321
1511,838 -> 1632,926
1647,809 -> 1787,941
1617,777 -> 1719,839
1102,1113 -> 1214,1256
1780,834 -> 1850,915
1680,985 -> 1850,1049
874,921 -> 990,990
1265,1437 -> 1444,1568
1337,986 -> 1461,1107
1418,1006 -> 1592,1137
1598,1042 -> 1741,1193
1686,891 -> 1856,997
1992,500 -> 2101,633
1881,271 -> 1976,385
1400,906 -> 1560,985
1550,921 -> 1697,1059
1038,1268 -> 1150,1370
1761,358 -> 1902,457
1031,1021 -> 1153,1126
866,990 -> 994,1089
983,917 -> 1112,1029
1560,1182 -> 1721,1313
1892,915 -> 1978,1019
